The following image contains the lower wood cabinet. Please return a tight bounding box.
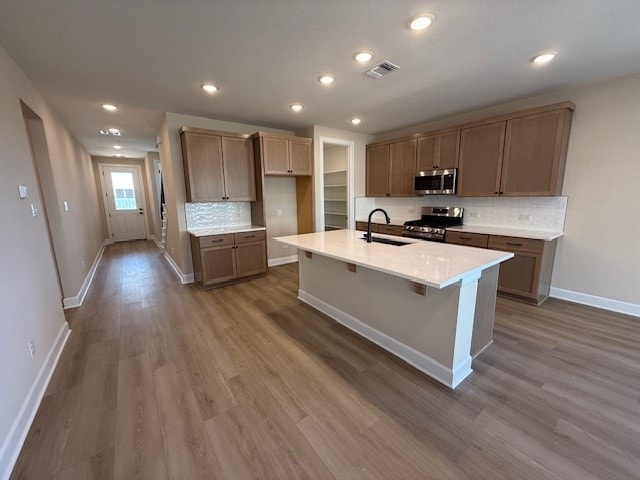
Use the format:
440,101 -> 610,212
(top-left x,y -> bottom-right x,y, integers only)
446,232 -> 556,305
190,231 -> 267,289
355,222 -> 404,236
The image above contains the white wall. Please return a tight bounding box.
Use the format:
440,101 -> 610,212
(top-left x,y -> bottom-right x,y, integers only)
0,45 -> 102,475
374,72 -> 640,308
158,112 -> 294,274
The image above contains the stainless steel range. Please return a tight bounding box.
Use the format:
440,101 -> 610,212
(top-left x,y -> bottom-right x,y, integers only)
402,206 -> 463,242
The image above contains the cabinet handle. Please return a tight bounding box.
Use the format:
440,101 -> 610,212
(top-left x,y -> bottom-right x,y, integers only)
459,236 -> 472,240
500,191 -> 504,195
495,191 -> 499,195
211,239 -> 224,243
244,235 -> 255,238
505,242 -> 522,246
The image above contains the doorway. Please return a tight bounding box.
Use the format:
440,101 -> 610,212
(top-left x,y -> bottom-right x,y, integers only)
99,164 -> 149,242
318,137 -> 354,231
21,101 -> 64,300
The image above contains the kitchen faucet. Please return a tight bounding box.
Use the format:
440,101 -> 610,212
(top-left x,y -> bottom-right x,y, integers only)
366,208 -> 391,243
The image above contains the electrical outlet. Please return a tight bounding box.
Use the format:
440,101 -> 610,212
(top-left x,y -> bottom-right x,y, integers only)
171,247 -> 174,254
28,339 -> 35,358
30,203 -> 39,218
277,209 -> 282,216
64,201 -> 69,211
282,244 -> 289,249
469,211 -> 480,219
519,214 -> 532,221
81,260 -> 86,269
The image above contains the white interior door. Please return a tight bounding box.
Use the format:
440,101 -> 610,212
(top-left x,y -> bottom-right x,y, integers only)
102,165 -> 147,242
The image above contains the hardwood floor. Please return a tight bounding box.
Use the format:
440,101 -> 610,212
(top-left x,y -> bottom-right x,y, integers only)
10,240 -> 640,479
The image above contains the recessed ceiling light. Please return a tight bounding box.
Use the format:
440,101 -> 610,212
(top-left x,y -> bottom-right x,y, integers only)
113,145 -> 122,150
532,51 -> 558,64
102,104 -> 117,111
202,84 -> 218,93
353,51 -> 374,63
319,75 -> 335,85
351,118 -> 362,126
99,129 -> 109,135
290,104 -> 303,112
409,14 -> 434,30
108,128 -> 121,136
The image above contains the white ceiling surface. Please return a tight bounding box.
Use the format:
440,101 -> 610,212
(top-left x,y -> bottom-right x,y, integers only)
1,1 -> 639,158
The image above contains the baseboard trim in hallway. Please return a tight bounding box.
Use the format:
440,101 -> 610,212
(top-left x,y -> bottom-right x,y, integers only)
0,323 -> 70,480
550,286 -> 640,318
62,239 -> 108,309
163,251 -> 194,284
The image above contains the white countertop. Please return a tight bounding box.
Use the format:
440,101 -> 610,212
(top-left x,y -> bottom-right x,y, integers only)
188,225 -> 266,237
275,230 -> 513,289
446,225 -> 563,241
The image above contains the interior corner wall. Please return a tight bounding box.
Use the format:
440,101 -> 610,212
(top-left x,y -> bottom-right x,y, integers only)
159,112 -> 293,274
144,152 -> 161,240
374,72 -> 640,307
91,156 -> 154,241
0,43 -> 103,475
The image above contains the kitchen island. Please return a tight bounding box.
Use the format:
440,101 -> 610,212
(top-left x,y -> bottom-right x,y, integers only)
275,229 -> 513,388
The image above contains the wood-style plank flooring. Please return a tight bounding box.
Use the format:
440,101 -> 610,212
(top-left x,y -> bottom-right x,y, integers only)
10,240 -> 640,479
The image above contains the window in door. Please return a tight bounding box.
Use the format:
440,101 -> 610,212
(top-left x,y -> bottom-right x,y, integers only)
110,171 -> 137,210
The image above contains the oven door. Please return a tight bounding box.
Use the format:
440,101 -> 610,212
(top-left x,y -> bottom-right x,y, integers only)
414,169 -> 457,195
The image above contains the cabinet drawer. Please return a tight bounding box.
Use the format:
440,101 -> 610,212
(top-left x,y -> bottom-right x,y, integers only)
377,224 -> 404,236
199,234 -> 234,248
234,230 -> 266,244
446,231 -> 489,248
488,235 -> 544,254
356,222 -> 379,233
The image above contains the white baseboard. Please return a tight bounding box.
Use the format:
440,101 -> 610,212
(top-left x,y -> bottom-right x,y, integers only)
550,287 -> 640,318
152,236 -> 163,249
0,323 -> 70,480
298,289 -> 469,389
63,240 -> 107,309
268,255 -> 298,267
163,251 -> 194,284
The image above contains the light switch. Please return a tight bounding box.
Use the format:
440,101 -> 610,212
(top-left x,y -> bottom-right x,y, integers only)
64,201 -> 69,211
18,185 -> 29,198
277,209 -> 282,216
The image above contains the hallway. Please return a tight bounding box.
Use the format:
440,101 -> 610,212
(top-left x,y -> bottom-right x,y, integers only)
10,241 -> 640,480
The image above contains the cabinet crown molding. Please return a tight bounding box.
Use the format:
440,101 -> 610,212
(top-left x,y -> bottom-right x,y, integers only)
179,126 -> 251,139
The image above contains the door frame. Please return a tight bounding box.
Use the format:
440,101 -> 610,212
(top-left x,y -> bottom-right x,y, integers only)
317,137 -> 355,231
98,162 -> 150,243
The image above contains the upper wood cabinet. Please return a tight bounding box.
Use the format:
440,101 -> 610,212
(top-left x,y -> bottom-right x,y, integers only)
416,131 -> 459,171
256,133 -> 313,176
365,139 -> 416,197
501,108 -> 572,196
180,127 -> 255,202
367,101 -> 575,198
458,122 -> 506,197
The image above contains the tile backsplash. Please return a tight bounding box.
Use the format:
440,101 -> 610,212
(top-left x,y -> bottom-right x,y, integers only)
355,196 -> 567,232
185,202 -> 251,229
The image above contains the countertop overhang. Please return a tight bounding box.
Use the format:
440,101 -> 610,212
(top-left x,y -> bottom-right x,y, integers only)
275,230 -> 513,289
188,224 -> 266,237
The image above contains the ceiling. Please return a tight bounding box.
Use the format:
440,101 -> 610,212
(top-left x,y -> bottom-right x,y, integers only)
1,1 -> 639,158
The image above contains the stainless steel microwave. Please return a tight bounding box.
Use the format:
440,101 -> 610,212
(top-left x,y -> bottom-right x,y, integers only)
414,168 -> 457,195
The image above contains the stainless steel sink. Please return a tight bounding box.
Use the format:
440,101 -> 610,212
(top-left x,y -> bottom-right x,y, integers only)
361,235 -> 411,246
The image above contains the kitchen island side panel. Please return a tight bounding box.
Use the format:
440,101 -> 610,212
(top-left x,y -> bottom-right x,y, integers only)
297,252 -> 477,380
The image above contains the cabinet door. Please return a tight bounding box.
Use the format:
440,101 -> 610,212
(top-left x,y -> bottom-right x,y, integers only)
289,140 -> 313,175
201,245 -> 236,286
496,251 -> 541,299
235,241 -> 267,278
458,122 -> 506,197
181,133 -> 225,201
365,145 -> 390,197
416,135 -> 437,171
501,109 -> 568,196
438,131 -> 460,169
222,137 -> 256,201
389,139 -> 416,196
262,137 -> 290,175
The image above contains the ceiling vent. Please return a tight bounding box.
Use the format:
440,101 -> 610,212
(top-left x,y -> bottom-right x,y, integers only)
364,61 -> 400,79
